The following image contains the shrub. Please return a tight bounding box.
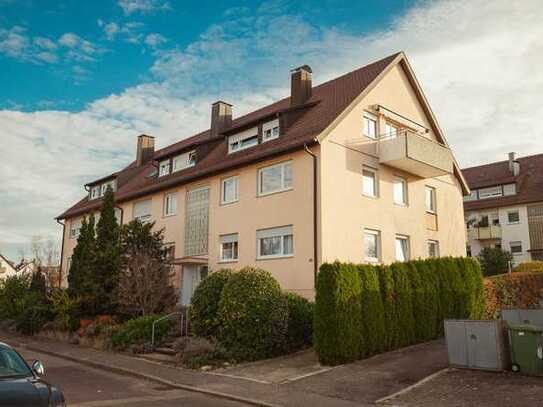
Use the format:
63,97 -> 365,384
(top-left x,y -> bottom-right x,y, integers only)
378,264 -> 397,350
514,261 -> 543,274
314,262 -> 362,365
48,289 -> 80,332
16,303 -> 55,335
477,247 -> 513,276
284,293 -> 314,351
0,274 -> 31,320
191,269 -> 233,339
390,262 -> 415,347
217,267 -> 288,361
357,264 -> 385,356
408,260 -> 439,341
111,315 -> 173,349
484,272 -> 543,318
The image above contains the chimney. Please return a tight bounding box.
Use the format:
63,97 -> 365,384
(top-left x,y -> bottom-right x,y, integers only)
508,152 -> 521,176
290,65 -> 312,106
136,134 -> 155,166
210,101 -> 232,137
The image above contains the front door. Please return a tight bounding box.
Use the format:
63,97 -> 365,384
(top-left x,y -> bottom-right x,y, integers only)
180,265 -> 208,306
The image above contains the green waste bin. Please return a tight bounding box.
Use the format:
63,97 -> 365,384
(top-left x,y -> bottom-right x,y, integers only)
508,324 -> 543,376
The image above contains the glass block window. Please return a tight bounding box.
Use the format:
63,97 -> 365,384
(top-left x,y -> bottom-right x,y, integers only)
184,187 -> 210,256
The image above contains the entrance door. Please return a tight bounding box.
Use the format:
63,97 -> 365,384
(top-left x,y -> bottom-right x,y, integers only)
180,265 -> 208,306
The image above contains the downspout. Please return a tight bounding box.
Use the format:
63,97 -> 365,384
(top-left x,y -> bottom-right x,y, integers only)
304,143 -> 318,287
56,219 -> 65,289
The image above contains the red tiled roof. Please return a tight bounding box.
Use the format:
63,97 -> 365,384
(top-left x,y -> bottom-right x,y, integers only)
58,52 -> 401,220
463,153 -> 543,211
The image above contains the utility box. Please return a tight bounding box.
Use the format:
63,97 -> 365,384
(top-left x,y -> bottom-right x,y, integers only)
444,320 -> 509,371
501,309 -> 543,328
508,324 -> 543,376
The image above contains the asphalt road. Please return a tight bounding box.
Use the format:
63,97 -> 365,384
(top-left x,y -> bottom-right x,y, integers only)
18,347 -> 249,407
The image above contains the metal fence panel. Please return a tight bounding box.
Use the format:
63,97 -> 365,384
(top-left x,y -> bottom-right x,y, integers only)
501,309 -> 543,328
444,320 -> 468,366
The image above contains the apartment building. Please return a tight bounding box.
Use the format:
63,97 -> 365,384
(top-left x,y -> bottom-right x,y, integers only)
57,52 -> 468,303
463,153 -> 543,264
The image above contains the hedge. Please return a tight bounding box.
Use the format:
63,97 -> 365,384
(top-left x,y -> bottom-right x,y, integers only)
284,293 -> 314,351
314,257 -> 484,365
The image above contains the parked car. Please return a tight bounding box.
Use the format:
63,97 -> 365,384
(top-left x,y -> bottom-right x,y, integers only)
0,342 -> 66,407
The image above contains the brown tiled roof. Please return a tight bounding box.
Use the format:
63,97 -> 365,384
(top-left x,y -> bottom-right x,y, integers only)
463,153 -> 543,211
58,52 -> 402,220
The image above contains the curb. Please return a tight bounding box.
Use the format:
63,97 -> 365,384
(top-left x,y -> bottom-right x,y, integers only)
11,339 -> 282,407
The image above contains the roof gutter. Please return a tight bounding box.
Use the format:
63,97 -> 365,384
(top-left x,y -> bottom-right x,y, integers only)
304,142 -> 319,288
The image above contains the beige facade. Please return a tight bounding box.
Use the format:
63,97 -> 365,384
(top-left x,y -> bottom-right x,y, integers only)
60,54 -> 467,301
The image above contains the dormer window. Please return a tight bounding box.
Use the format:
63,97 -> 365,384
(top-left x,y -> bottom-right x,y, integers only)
159,160 -> 171,177
100,180 -> 116,196
90,180 -> 116,200
228,127 -> 258,154
263,119 -> 280,142
90,186 -> 100,200
172,150 -> 197,172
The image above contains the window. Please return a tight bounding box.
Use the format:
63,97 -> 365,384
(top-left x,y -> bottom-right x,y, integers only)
90,186 -> 100,200
393,177 -> 407,205
100,180 -> 116,196
362,166 -> 378,197
507,211 -> 520,224
263,119 -> 280,142
425,186 -> 436,213
478,186 -> 502,199
364,229 -> 381,263
463,190 -> 478,202
428,240 -> 440,258
172,151 -> 196,172
228,127 -> 259,153
510,241 -> 522,255
164,193 -> 177,216
503,183 -> 516,196
258,161 -> 293,195
221,176 -> 239,204
257,226 -> 293,259
133,199 -> 152,223
159,160 -> 170,177
219,234 -> 239,262
384,122 -> 399,138
69,219 -> 82,239
395,235 -> 410,262
363,112 -> 377,139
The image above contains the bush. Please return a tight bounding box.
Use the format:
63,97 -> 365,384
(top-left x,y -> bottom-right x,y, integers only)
191,269 -> 233,339
484,272 -> 543,318
477,247 -> 513,276
48,289 -> 80,332
0,274 -> 31,320
111,315 -> 173,349
514,261 -> 543,274
217,267 -> 288,361
284,293 -> 314,351
314,262 -> 362,365
16,304 -> 55,335
314,257 -> 484,365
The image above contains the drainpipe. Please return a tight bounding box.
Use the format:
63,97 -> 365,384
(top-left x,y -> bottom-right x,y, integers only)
56,219 -> 65,289
304,143 -> 318,288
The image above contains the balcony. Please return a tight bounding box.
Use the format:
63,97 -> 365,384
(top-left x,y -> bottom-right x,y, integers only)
467,225 -> 502,241
378,130 -> 453,178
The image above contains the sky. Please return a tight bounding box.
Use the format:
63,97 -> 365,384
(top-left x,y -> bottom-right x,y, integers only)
0,0 -> 542,260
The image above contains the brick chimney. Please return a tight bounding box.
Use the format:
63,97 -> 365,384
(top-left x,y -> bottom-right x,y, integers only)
210,101 -> 232,137
290,65 -> 312,106
136,134 -> 155,166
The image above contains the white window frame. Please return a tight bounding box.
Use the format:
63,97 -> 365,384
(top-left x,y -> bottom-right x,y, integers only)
133,199 -> 152,223
228,127 -> 259,153
362,166 -> 378,198
427,240 -> 440,258
363,111 -> 377,139
256,226 -> 293,260
364,229 -> 381,263
393,176 -> 407,205
69,219 -> 82,239
510,241 -> 523,255
384,122 -> 399,138
221,176 -> 239,205
478,185 -> 503,199
159,160 -> 171,177
219,233 -> 239,262
90,185 -> 100,200
507,210 -> 520,224
163,192 -> 177,217
172,150 -> 196,172
425,186 -> 436,213
503,183 -> 517,196
258,161 -> 293,196
262,119 -> 280,142
395,234 -> 410,262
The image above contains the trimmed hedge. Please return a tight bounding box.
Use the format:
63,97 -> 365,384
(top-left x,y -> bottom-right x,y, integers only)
314,257 -> 484,365
484,272 -> 543,318
513,261 -> 543,274
284,293 -> 314,351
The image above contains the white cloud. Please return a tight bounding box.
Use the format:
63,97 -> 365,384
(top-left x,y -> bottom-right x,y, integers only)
0,26 -> 29,58
34,37 -> 57,50
1,0 -> 541,261
98,20 -> 145,44
58,32 -> 103,62
118,0 -> 170,15
144,33 -> 167,48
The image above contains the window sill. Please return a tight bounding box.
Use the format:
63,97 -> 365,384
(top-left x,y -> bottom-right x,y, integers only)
365,258 -> 380,264
163,213 -> 177,218
394,202 -> 408,207
220,199 -> 239,207
257,188 -> 293,198
362,194 -> 379,199
507,222 -> 520,225
426,210 -> 436,215
218,259 -> 239,264
262,135 -> 280,143
256,254 -> 294,261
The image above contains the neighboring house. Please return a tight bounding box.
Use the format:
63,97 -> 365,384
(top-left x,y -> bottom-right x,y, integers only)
463,153 -> 543,264
57,52 -> 468,303
0,254 -> 17,280
15,259 -> 36,275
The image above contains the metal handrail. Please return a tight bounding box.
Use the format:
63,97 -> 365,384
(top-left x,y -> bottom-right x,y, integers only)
151,312 -> 181,346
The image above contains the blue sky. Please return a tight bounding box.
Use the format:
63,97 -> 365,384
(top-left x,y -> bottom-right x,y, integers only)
0,0 -> 541,260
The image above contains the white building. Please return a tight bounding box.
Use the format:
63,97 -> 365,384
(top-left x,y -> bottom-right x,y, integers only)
463,153 -> 543,265
0,254 -> 18,280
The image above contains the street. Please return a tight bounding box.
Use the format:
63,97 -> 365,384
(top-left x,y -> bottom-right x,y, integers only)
18,347 -> 249,407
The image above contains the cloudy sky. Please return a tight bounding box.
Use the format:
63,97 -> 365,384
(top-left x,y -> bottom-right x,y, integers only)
0,0 -> 541,260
